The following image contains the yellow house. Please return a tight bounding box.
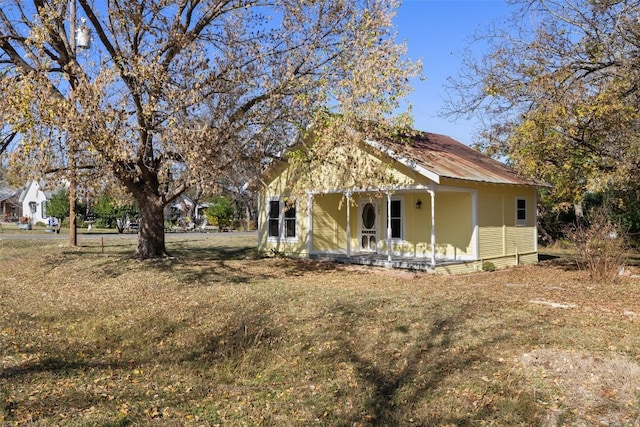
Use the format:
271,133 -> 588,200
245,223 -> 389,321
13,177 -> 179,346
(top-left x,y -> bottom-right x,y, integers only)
258,131 -> 543,274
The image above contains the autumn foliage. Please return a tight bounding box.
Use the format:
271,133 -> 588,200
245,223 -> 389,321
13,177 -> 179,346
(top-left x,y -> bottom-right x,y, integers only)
447,0 -> 640,236
0,0 -> 419,258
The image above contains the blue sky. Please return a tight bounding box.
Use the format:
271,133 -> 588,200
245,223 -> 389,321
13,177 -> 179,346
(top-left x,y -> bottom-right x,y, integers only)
394,0 -> 513,145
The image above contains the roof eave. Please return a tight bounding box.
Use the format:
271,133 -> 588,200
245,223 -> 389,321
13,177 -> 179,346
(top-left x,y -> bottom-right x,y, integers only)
438,174 -> 548,187
364,139 -> 441,185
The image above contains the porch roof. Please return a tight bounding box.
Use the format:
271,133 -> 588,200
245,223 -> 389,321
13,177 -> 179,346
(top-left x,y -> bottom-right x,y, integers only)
0,186 -> 20,203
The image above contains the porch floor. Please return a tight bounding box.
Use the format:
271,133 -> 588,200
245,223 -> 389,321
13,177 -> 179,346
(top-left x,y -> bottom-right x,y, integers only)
311,253 -> 467,272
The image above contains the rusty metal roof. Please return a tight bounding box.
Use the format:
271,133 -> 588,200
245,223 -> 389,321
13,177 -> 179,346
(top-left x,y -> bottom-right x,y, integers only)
376,131 -> 543,186
0,186 -> 20,203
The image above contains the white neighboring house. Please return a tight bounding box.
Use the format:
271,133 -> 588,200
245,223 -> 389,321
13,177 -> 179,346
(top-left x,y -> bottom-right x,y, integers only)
18,181 -> 56,225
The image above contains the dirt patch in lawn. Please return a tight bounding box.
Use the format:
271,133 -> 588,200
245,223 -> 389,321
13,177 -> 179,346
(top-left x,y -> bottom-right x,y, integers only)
520,348 -> 640,426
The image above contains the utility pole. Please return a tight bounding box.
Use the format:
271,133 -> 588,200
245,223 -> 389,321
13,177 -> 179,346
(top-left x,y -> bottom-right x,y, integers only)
68,0 -> 77,246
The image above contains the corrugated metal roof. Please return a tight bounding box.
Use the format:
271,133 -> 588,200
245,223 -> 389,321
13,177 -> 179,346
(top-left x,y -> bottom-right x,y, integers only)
377,131 -> 544,186
0,186 -> 20,202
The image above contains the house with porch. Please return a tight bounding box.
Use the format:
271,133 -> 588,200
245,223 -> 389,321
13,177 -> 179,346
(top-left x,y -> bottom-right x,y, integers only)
0,184 -> 22,221
18,180 -> 56,226
258,131 -> 544,274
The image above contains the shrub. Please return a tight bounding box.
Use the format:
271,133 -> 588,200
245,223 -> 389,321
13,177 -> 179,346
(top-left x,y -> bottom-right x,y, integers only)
482,261 -> 496,272
565,207 -> 628,283
93,218 -> 111,229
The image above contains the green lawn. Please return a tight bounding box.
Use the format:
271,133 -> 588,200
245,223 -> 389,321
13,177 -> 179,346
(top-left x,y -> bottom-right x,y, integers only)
1,236 -> 639,426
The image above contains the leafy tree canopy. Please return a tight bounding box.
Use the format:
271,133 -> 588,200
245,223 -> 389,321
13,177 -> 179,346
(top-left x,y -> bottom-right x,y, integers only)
0,0 -> 419,258
46,189 -> 71,221
91,194 -> 139,232
45,187 -> 86,224
206,195 -> 235,229
446,0 -> 640,211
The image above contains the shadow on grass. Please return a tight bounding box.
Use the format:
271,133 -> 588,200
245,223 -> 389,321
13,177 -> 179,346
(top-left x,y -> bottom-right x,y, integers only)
17,233 -> 344,286
307,300 -> 538,426
537,249 -> 580,272
83,241 -> 342,285
0,293 -> 542,425
0,300 -> 286,423
0,355 -> 139,380
184,310 -> 283,365
168,242 -> 256,261
0,315 -> 183,382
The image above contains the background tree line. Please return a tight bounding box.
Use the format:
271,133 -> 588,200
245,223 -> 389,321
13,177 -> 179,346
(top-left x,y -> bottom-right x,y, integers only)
45,189 -> 248,233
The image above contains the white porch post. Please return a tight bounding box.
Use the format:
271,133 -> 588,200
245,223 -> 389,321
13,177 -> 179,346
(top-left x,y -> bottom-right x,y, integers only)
534,188 -> 539,255
429,189 -> 436,266
306,193 -> 313,256
387,192 -> 392,262
471,190 -> 479,261
257,194 -> 263,248
346,192 -> 351,257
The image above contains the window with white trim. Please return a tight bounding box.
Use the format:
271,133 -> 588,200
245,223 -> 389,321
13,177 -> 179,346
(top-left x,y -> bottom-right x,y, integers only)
268,200 -> 280,237
284,203 -> 296,238
267,198 -> 297,241
386,198 -> 403,239
516,197 -> 527,226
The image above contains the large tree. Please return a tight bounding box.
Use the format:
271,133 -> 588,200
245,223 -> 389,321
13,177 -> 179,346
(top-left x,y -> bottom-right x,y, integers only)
0,0 -> 418,258
446,0 -> 640,211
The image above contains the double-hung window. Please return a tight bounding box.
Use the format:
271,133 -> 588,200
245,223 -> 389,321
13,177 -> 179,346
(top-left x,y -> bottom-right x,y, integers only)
268,200 -> 280,238
267,198 -> 297,241
516,197 -> 527,226
284,204 -> 296,238
386,198 -> 403,239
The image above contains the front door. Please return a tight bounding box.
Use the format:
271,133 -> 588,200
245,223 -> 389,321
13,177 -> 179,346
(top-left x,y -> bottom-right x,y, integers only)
359,201 -> 379,252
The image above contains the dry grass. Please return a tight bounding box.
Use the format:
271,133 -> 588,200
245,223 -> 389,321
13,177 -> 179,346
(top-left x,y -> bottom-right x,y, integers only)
1,235 -> 640,426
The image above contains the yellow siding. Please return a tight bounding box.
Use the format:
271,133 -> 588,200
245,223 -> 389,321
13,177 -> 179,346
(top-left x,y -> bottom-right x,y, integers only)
264,144 -> 428,193
476,184 -> 537,261
312,194 -> 347,253
436,261 -> 483,275
478,226 -> 504,259
506,227 -> 536,254
435,253 -> 538,275
477,189 -> 504,227
519,253 -> 539,265
402,193 -> 430,257
435,192 -> 473,258
373,191 -> 474,260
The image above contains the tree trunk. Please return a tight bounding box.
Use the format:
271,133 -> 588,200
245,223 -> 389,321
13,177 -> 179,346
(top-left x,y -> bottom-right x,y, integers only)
135,193 -> 168,259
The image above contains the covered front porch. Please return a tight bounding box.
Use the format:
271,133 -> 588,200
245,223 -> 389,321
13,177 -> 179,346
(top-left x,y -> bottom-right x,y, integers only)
0,188 -> 22,222
305,184 -> 479,269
